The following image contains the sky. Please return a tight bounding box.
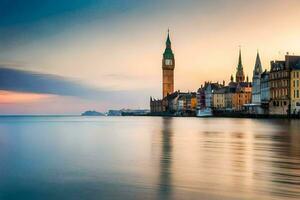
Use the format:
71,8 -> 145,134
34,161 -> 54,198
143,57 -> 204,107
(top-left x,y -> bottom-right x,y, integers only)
1,0 -> 300,114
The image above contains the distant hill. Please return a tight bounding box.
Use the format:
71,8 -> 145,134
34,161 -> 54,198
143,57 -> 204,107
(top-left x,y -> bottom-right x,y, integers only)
81,110 -> 105,116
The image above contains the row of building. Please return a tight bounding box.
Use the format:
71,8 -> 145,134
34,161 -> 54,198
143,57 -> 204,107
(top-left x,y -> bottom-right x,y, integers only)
202,52 -> 300,116
150,31 -> 300,116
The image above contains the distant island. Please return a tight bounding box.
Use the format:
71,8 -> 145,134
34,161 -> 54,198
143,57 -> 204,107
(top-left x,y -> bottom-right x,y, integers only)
81,110 -> 105,116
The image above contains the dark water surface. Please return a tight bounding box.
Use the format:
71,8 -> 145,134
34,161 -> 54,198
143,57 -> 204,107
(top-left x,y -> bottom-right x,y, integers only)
0,116 -> 300,200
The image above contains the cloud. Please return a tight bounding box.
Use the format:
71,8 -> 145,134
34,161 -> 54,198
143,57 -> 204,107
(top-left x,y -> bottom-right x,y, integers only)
0,67 -> 148,103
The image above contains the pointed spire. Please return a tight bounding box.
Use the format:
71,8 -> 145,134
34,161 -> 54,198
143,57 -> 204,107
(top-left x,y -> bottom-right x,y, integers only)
236,47 -> 245,83
163,29 -> 174,59
166,28 -> 171,48
254,50 -> 263,75
230,74 -> 234,82
238,47 -> 243,70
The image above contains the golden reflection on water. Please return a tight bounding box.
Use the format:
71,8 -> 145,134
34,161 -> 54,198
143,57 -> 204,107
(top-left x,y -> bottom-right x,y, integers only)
0,117 -> 299,200
154,118 -> 300,200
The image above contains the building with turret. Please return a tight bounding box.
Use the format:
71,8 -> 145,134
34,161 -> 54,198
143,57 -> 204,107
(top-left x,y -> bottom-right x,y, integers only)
236,48 -> 245,83
252,51 -> 263,104
231,49 -> 252,111
150,30 -> 175,113
162,30 -> 175,98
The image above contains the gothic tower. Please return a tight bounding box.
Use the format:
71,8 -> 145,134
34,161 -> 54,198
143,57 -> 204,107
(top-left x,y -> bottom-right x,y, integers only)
236,48 -> 245,83
252,51 -> 263,104
162,30 -> 175,98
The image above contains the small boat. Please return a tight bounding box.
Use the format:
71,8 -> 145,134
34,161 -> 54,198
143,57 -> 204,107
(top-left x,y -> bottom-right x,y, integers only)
196,108 -> 213,117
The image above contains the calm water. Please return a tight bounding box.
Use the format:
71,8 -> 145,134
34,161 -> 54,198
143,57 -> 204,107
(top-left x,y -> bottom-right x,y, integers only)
0,116 -> 300,200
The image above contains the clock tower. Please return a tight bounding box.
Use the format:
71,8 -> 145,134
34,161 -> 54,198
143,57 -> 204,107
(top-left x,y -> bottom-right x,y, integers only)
162,30 -> 175,98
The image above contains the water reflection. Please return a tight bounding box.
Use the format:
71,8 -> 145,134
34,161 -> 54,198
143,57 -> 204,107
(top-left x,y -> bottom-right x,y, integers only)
158,117 -> 173,200
1,117 -> 300,200
154,118 -> 300,200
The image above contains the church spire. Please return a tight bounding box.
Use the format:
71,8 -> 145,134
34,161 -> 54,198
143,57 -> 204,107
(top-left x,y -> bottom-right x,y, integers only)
235,47 -> 245,83
253,50 -> 263,75
238,47 -> 243,71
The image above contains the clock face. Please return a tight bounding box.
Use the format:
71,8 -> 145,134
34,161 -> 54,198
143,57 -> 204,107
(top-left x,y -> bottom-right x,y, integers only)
165,59 -> 173,66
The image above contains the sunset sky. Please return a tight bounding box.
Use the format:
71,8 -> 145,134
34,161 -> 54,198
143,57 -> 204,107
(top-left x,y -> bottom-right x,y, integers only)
1,0 -> 300,114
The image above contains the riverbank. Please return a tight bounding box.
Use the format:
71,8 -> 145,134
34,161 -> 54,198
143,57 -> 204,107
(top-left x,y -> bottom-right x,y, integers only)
143,112 -> 300,119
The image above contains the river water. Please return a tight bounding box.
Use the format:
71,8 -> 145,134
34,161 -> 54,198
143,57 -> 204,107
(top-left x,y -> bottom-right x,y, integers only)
0,116 -> 299,200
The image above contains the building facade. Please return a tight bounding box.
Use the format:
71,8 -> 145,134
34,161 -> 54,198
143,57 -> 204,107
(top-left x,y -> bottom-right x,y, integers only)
150,97 -> 163,113
232,83 -> 252,111
269,57 -> 290,115
260,70 -> 270,114
252,52 -> 263,104
196,84 -> 207,111
204,83 -> 222,108
290,61 -> 300,114
212,88 -> 226,109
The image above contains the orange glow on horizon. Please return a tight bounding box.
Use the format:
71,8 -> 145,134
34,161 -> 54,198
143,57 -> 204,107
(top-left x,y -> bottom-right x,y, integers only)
0,90 -> 52,104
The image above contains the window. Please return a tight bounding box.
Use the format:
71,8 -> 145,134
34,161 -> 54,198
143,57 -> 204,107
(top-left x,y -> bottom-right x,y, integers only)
284,101 -> 287,106
297,90 -> 299,98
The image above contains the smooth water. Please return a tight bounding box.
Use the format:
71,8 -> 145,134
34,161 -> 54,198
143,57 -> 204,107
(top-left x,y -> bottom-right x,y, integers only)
0,116 -> 300,200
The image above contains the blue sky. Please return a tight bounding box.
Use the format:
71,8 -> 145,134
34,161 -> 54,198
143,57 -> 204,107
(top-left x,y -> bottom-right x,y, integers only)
1,0 -> 300,114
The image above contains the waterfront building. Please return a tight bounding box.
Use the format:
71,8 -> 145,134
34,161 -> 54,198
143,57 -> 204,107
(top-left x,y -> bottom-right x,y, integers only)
165,92 -> 180,113
225,79 -> 237,110
212,87 -> 226,109
290,62 -> 300,114
269,55 -> 293,115
196,84 -> 207,111
204,82 -> 222,108
252,51 -> 263,104
232,82 -> 252,111
150,97 -> 163,113
227,49 -> 252,111
150,30 -> 176,113
269,60 -> 289,115
236,49 -> 245,83
162,30 -> 175,98
177,95 -> 185,112
164,92 -> 196,115
260,70 -> 270,114
182,92 -> 197,114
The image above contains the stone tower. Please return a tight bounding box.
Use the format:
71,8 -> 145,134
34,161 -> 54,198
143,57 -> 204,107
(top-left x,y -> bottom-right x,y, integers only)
236,48 -> 245,83
162,30 -> 175,98
252,51 -> 263,104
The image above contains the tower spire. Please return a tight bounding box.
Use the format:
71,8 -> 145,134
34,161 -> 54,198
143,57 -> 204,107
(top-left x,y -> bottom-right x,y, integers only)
162,29 -> 175,98
235,47 -> 245,83
238,46 -> 243,70
254,50 -> 263,75
166,29 -> 171,48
